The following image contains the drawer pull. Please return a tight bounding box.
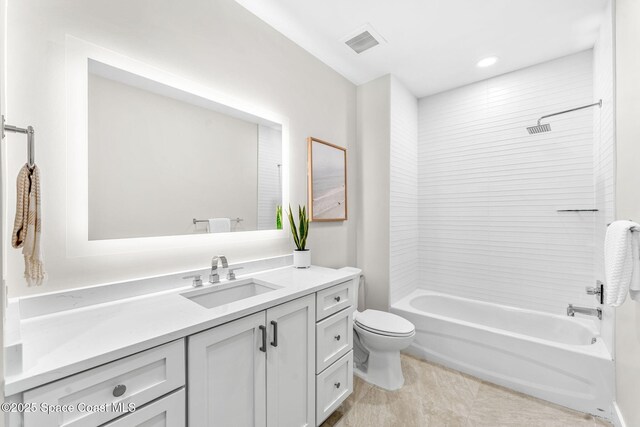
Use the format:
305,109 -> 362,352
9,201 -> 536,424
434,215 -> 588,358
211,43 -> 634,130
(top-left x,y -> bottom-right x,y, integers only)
334,334 -> 341,341
112,384 -> 127,397
334,382 -> 341,389
334,296 -> 341,302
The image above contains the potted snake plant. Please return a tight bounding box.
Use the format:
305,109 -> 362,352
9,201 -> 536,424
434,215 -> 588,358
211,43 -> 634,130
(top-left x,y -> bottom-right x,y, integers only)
288,204 -> 311,268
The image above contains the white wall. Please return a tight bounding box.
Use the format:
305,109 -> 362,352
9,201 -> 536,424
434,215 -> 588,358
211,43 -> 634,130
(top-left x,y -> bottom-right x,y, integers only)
0,0 -> 7,421
257,125 -> 283,230
417,52 -> 597,314
389,77 -> 418,304
88,73 -> 259,239
356,75 -> 390,311
5,0 -> 356,297
592,0 -> 616,357
614,0 -> 640,425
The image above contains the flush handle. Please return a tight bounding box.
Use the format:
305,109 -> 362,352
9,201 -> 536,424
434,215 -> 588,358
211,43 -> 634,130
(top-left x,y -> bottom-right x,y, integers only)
112,384 -> 126,397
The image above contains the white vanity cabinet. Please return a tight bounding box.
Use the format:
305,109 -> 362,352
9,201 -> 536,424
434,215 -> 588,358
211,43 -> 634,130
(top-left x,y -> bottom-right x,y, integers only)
314,280 -> 356,426
22,340 -> 185,427
188,294 -> 316,427
7,271 -> 359,427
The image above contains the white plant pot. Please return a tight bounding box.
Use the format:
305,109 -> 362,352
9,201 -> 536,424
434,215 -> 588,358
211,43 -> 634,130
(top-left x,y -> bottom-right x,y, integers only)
293,250 -> 311,269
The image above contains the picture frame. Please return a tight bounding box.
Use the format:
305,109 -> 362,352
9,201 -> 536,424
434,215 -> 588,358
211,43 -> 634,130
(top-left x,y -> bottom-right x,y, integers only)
307,137 -> 347,222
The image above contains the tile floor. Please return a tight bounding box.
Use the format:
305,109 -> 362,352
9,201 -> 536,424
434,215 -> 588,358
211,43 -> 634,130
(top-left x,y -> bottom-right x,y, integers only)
321,354 -> 612,427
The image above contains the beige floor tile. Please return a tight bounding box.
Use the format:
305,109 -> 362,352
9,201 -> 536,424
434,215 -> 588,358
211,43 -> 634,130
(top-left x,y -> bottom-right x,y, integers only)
594,417 -> 614,427
401,354 -> 481,420
322,354 -> 611,427
465,382 -> 596,427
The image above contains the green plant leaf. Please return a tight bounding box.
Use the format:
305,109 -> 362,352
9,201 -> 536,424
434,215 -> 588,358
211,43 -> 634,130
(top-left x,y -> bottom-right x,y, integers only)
287,205 -> 301,249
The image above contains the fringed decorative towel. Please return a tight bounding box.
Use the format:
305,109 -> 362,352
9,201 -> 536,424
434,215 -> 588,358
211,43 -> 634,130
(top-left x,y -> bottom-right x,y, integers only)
11,164 -> 45,286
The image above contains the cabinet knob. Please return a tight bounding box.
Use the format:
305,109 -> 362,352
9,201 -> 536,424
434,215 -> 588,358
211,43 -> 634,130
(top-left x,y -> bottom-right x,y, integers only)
113,384 -> 126,397
334,296 -> 341,302
334,382 -> 341,389
334,335 -> 341,341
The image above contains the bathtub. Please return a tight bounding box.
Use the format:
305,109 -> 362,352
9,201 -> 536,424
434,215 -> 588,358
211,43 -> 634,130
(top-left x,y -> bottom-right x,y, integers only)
391,290 -> 614,418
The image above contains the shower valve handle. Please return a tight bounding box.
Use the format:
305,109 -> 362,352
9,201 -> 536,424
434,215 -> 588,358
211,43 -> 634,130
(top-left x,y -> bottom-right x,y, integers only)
586,281 -> 604,304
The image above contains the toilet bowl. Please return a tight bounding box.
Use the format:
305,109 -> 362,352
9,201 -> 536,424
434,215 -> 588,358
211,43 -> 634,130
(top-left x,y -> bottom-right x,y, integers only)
353,309 -> 415,391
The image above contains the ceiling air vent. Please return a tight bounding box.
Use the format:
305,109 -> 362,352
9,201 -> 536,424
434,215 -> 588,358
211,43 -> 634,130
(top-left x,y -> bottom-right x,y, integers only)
345,30 -> 380,54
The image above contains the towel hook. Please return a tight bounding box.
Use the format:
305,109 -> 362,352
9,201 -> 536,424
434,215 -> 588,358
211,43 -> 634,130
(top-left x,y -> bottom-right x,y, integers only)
2,115 -> 35,168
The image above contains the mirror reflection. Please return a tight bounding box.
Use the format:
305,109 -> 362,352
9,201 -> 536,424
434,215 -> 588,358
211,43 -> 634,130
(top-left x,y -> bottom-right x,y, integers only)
87,60 -> 283,240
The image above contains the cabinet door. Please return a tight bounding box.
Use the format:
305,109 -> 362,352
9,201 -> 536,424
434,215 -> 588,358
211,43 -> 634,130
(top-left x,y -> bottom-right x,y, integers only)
266,294 -> 316,427
188,312 -> 266,427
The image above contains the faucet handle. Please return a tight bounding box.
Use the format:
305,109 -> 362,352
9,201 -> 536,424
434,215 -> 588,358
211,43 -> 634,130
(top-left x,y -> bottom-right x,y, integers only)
227,267 -> 244,280
183,274 -> 203,287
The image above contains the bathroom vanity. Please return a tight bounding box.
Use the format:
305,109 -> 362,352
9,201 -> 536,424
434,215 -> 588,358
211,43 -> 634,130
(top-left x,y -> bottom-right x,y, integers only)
3,263 -> 359,426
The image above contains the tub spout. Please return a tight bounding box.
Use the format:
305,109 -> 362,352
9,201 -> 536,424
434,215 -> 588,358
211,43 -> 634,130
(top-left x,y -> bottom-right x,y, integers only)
567,304 -> 602,320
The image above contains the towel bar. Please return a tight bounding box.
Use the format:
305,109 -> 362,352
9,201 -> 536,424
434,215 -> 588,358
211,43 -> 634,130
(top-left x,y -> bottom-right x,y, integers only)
2,115 -> 35,168
193,217 -> 243,225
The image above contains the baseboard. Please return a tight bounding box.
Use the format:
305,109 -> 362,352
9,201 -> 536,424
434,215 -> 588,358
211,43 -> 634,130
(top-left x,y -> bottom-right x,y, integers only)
612,402 -> 626,427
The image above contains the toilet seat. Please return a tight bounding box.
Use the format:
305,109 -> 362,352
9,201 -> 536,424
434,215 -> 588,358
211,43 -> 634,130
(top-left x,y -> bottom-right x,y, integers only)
354,309 -> 415,337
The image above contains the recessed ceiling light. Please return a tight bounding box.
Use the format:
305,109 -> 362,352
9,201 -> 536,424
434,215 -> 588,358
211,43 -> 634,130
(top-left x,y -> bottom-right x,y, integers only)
477,56 -> 498,68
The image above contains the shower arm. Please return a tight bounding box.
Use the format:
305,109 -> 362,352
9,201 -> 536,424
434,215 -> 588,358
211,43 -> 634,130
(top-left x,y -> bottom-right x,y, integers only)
536,100 -> 602,126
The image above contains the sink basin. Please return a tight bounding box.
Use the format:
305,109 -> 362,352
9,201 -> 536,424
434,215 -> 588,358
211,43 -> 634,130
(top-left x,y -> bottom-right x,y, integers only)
181,279 -> 279,309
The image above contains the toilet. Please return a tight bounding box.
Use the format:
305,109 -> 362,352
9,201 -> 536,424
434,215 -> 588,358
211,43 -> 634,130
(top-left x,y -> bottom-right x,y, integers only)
336,268 -> 416,391
353,309 -> 416,390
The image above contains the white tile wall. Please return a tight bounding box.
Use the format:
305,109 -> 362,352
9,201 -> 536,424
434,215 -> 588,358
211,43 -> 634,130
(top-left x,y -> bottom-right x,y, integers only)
417,51 -> 598,314
390,77 -> 419,304
257,125 -> 283,230
593,0 -> 616,354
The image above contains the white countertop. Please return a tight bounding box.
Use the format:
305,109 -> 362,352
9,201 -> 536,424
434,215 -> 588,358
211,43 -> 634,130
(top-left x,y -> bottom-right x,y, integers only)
5,265 -> 360,396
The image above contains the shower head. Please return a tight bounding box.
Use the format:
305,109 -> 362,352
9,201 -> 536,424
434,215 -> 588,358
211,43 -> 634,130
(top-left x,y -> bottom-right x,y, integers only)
526,100 -> 602,135
527,123 -> 551,134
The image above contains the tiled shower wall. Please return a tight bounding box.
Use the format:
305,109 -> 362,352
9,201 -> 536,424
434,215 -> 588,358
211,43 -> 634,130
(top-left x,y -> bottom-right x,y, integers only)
416,51 -> 599,314
389,77 -> 419,304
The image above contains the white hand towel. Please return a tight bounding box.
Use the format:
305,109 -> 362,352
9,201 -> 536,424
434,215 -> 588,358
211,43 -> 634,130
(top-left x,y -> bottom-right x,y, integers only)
11,164 -> 46,286
207,218 -> 231,233
631,230 -> 640,302
605,220 -> 640,306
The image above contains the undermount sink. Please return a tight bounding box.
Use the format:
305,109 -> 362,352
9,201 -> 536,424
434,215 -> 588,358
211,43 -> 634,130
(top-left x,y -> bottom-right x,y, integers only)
181,279 -> 280,309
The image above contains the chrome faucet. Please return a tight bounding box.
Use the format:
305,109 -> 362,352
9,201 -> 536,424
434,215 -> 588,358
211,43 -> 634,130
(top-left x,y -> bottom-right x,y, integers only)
567,304 -> 602,320
209,255 -> 229,284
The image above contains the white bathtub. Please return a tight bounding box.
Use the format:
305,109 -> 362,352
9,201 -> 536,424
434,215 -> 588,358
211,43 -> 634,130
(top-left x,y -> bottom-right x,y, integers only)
391,290 -> 614,418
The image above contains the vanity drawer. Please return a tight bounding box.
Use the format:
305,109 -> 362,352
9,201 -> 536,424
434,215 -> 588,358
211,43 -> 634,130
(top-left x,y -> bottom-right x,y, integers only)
24,339 -> 185,427
316,280 -> 355,321
102,388 -> 185,427
316,351 -> 353,426
316,308 -> 353,373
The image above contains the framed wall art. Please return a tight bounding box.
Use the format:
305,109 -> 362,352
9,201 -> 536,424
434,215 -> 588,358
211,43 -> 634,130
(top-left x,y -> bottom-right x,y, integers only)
307,137 -> 347,222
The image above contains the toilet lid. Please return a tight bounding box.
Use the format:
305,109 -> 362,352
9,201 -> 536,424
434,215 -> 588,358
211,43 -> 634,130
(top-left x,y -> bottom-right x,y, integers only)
354,310 -> 415,337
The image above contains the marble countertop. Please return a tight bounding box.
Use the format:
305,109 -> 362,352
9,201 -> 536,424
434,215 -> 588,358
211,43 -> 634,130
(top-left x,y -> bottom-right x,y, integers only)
5,265 -> 360,396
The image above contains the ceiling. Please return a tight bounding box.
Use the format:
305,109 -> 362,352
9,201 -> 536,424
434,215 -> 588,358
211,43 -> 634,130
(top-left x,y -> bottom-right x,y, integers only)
234,0 -> 609,97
